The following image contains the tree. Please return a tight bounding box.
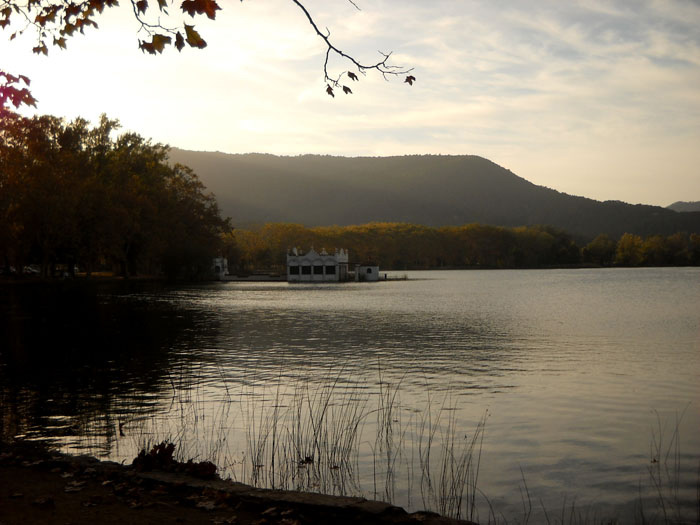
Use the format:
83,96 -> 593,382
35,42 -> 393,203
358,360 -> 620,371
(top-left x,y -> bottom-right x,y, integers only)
0,0 -> 414,110
641,235 -> 671,266
0,113 -> 83,276
690,234 -> 700,265
0,112 -> 230,278
615,233 -> 643,266
582,233 -> 616,266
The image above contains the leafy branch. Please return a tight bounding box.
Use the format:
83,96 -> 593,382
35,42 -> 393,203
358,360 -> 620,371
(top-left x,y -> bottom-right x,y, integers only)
0,0 -> 415,101
0,71 -> 36,111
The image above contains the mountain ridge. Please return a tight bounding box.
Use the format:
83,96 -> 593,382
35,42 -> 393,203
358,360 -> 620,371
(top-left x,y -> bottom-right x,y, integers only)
668,201 -> 700,213
168,149 -> 700,239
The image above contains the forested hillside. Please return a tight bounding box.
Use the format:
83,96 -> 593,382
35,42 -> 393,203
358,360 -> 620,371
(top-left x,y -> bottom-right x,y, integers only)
168,150 -> 700,240
668,201 -> 700,212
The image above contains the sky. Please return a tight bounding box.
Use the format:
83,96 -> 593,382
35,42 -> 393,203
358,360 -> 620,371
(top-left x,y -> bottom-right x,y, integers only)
2,0 -> 700,206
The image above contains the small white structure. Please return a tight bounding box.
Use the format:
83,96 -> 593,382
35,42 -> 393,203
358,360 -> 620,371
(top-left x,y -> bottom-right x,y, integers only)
287,247 -> 349,282
212,257 -> 228,280
355,264 -> 380,282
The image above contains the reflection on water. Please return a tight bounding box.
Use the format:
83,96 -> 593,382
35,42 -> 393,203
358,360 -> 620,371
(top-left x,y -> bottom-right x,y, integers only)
0,281 -> 218,456
1,269 -> 699,522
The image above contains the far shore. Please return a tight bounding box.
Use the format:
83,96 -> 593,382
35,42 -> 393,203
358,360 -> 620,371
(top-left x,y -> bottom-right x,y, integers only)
2,263 -> 696,287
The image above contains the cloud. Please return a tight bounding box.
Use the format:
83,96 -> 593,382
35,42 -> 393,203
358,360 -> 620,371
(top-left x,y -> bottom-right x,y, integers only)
1,0 -> 698,205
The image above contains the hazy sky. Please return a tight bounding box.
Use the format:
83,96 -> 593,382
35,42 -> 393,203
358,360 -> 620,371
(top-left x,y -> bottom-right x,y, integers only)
3,0 -> 699,206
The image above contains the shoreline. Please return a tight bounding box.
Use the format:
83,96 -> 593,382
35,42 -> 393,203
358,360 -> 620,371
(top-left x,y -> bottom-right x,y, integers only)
0,440 -> 475,525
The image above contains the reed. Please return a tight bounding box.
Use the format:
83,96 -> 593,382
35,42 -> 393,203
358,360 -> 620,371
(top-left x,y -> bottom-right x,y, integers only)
116,363 -> 487,520
110,368 -> 698,524
415,393 -> 486,521
634,406 -> 697,525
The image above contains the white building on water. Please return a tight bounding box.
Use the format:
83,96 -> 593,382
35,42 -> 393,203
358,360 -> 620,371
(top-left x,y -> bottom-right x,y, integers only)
287,247 -> 349,282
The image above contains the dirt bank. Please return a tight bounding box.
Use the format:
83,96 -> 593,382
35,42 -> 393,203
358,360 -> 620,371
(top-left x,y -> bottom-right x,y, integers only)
0,441 -> 475,525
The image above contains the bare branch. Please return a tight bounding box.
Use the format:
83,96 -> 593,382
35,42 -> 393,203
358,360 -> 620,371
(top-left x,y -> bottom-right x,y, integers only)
129,0 -> 177,36
289,0 -> 413,87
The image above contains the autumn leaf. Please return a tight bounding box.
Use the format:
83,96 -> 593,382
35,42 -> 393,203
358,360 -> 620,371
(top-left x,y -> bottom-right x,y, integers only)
157,0 -> 167,9
139,39 -> 155,54
404,75 -> 416,85
89,0 -> 105,13
180,0 -> 196,16
181,0 -> 220,20
139,34 -> 171,55
184,24 -> 207,48
32,43 -> 48,55
64,3 -> 81,18
326,84 -> 334,98
0,7 -> 10,28
342,85 -> 352,95
18,90 -> 36,107
151,33 -> 171,53
136,0 -> 148,15
347,71 -> 358,81
16,89 -> 37,108
0,74 -> 38,109
174,31 -> 185,51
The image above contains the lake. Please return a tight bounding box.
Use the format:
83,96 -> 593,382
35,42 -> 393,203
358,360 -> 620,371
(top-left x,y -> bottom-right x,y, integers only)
1,268 -> 698,522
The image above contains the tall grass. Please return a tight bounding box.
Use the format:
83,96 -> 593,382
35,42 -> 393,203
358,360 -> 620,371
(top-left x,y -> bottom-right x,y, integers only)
415,390 -> 486,522
90,367 -> 698,524
633,406 -> 697,525
117,364 -> 485,520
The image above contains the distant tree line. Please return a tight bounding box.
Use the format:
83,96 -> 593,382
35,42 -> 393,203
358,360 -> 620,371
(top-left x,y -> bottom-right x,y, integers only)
2,112 -> 697,279
223,223 -> 700,272
0,113 -> 229,279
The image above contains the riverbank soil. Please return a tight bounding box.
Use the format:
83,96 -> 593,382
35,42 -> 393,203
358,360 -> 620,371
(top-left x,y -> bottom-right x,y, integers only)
0,441 -> 474,525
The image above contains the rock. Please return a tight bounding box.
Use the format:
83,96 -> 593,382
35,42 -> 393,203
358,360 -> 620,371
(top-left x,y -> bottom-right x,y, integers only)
31,496 -> 55,509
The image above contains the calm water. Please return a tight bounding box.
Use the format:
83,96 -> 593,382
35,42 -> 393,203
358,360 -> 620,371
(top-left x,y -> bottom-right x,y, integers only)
1,268 -> 699,522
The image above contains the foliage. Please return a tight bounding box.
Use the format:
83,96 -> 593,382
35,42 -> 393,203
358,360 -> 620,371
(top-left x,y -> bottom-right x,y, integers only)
0,0 -> 219,56
615,233 -> 644,266
0,111 -> 229,278
582,233 -> 616,266
222,222 -> 700,272
0,71 -> 36,110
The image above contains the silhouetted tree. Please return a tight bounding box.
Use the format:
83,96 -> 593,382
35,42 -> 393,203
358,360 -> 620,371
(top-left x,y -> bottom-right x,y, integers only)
0,112 -> 229,278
